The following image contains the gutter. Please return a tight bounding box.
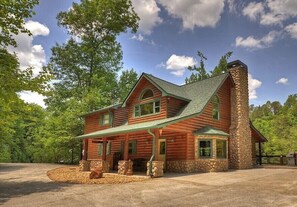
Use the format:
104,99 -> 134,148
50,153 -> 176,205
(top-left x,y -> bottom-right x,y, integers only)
147,129 -> 156,177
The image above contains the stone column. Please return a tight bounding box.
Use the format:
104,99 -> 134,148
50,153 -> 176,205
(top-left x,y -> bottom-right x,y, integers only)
228,60 -> 252,169
118,160 -> 133,175
147,161 -> 164,177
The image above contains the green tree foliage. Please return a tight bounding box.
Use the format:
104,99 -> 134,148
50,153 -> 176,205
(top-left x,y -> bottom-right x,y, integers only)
0,0 -> 39,47
185,51 -> 233,84
0,49 -> 51,162
250,95 -> 297,155
35,0 -> 139,163
117,69 -> 138,102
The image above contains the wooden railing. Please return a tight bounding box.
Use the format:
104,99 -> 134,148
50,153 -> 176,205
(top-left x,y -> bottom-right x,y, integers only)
256,155 -> 288,165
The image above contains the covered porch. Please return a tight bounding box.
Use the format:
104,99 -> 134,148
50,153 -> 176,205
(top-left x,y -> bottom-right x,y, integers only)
77,121 -> 190,177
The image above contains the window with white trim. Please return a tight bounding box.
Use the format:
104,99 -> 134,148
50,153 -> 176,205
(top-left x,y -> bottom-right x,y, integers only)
198,140 -> 212,158
134,100 -> 160,117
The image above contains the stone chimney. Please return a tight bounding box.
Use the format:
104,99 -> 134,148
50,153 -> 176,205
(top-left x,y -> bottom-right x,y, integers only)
228,60 -> 252,169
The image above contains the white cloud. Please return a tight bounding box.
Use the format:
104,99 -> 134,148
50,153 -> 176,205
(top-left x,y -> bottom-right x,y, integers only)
235,31 -> 281,50
285,23 -> 297,39
18,91 -> 46,108
164,54 -> 197,77
243,2 -> 264,21
276,77 -> 289,85
248,74 -> 262,100
24,20 -> 50,36
8,20 -> 49,75
158,0 -> 225,30
242,0 -> 297,26
227,0 -> 237,13
131,33 -> 144,41
131,0 -> 162,35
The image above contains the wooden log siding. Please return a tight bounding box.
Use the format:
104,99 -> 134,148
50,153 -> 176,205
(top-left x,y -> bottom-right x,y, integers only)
127,78 -> 167,124
165,77 -> 232,160
167,97 -> 188,118
113,107 -> 128,127
84,112 -> 111,134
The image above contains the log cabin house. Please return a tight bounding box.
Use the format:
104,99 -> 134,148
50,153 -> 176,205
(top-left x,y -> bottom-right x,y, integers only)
76,60 -> 267,177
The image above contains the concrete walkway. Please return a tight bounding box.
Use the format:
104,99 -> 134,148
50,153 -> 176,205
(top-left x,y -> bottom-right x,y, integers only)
1,163 -> 297,207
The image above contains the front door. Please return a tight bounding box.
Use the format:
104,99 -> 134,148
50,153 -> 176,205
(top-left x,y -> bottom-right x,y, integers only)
158,139 -> 166,169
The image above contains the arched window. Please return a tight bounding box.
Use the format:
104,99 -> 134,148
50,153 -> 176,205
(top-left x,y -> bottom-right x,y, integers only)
141,89 -> 153,100
212,95 -> 220,120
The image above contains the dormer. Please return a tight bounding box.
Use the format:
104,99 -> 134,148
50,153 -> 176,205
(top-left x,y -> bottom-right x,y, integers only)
122,73 -> 190,124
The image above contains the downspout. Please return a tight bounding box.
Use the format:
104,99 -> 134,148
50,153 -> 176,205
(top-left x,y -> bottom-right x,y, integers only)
148,129 -> 156,177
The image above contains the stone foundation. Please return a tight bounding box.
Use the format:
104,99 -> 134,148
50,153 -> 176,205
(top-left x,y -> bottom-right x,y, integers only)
118,160 -> 133,175
147,161 -> 164,177
79,160 -> 90,171
90,160 -> 110,173
167,159 -> 228,173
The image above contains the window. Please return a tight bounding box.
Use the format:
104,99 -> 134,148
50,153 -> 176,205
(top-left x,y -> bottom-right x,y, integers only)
216,139 -> 227,158
141,89 -> 153,100
212,95 -> 220,120
159,141 -> 166,155
98,141 -> 111,156
100,112 -> 111,126
134,100 -> 160,117
98,143 -> 103,156
120,140 -> 137,155
128,140 -> 137,154
198,140 -> 212,158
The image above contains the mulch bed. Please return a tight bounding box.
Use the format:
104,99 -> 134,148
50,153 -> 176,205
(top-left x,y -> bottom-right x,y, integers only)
47,167 -> 150,184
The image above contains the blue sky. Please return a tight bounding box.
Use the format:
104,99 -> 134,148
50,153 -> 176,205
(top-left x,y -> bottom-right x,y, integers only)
10,0 -> 297,107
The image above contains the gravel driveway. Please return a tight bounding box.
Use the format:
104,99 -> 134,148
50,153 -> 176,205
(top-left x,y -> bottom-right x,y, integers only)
0,163 -> 297,207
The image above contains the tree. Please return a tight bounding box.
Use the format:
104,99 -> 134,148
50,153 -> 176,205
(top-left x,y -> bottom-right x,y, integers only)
117,69 -> 138,102
185,51 -> 233,84
41,0 -> 140,163
0,50 -> 51,162
47,0 -> 139,108
250,94 -> 297,155
0,0 -> 39,47
185,51 -> 208,84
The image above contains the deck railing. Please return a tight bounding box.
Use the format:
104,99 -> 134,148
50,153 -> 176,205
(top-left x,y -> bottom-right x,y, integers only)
256,155 -> 288,165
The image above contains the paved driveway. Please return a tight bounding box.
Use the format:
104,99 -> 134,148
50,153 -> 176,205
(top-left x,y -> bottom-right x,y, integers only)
0,163 -> 297,207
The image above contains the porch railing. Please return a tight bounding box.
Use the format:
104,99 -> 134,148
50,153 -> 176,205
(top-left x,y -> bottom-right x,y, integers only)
256,155 -> 288,165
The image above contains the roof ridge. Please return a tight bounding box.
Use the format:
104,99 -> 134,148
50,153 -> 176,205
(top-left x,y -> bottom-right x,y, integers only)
181,72 -> 228,87
144,73 -> 183,87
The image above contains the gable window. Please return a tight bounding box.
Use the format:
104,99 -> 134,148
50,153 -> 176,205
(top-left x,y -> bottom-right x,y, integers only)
216,139 -> 227,158
134,100 -> 160,117
198,140 -> 212,158
212,95 -> 220,120
120,140 -> 137,155
100,112 -> 111,126
141,89 -> 154,100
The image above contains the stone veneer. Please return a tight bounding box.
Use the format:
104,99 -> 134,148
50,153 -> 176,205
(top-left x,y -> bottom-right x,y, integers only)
167,159 -> 228,173
79,160 -> 90,171
90,160 -> 110,173
118,160 -> 133,175
146,161 -> 164,177
167,135 -> 229,173
228,61 -> 253,169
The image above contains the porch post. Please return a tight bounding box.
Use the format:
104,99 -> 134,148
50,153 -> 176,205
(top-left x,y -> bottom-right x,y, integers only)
124,134 -> 129,160
102,137 -> 107,161
258,141 -> 262,165
82,139 -> 88,160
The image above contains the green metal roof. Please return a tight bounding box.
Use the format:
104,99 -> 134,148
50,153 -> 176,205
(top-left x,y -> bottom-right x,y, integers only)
193,126 -> 229,136
77,73 -> 230,139
80,103 -> 121,117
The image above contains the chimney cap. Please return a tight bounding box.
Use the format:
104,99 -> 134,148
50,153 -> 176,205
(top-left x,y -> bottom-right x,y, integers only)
227,60 -> 247,70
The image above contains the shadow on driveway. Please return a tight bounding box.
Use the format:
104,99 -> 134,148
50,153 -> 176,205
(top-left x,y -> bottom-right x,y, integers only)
0,180 -> 72,205
0,164 -> 25,174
